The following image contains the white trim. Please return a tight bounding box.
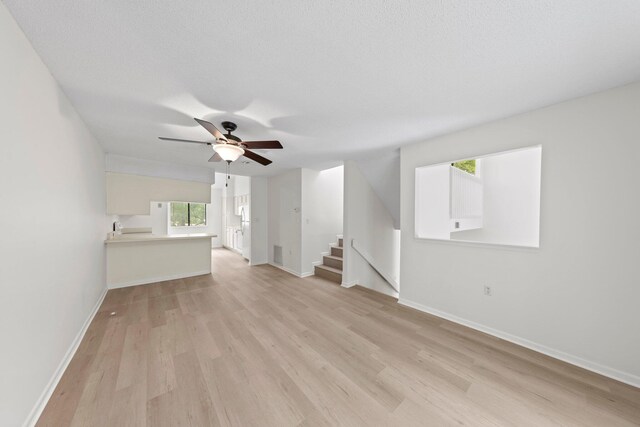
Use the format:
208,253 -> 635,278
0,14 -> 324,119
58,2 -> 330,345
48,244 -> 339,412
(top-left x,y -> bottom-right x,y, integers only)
413,235 -> 540,250
351,239 -> 399,292
415,144 -> 542,170
341,280 -> 357,288
23,288 -> 108,427
108,270 -> 211,289
222,244 -> 242,254
397,298 -> 640,389
300,271 -> 315,278
268,262 -> 304,278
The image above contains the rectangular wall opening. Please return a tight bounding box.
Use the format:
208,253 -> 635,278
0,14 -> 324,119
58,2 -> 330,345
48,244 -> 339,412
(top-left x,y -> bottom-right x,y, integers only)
415,145 -> 542,248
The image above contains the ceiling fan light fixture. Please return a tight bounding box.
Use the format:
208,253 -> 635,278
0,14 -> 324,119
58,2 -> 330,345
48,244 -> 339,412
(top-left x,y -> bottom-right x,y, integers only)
160,119 -> 281,166
213,143 -> 244,162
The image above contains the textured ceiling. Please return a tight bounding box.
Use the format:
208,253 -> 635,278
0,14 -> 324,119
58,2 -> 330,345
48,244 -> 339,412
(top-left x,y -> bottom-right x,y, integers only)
4,0 -> 640,176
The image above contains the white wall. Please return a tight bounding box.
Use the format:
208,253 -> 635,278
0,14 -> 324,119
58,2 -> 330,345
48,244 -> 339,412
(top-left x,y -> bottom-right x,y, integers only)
250,177 -> 269,265
234,175 -> 251,198
452,147 -> 541,246
343,161 -> 400,297
301,166 -> 344,276
400,82 -> 640,386
0,4 -> 107,426
268,169 -> 303,275
356,151 -> 401,229
266,166 -> 343,276
209,188 -> 223,248
415,164 -> 451,240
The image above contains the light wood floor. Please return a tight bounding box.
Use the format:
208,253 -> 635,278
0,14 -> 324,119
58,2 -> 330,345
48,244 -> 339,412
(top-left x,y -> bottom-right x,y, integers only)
37,249 -> 640,426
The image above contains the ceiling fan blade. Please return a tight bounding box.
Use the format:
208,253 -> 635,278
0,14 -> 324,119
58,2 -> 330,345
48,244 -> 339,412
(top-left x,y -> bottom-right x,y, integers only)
159,137 -> 212,145
208,153 -> 222,162
241,140 -> 283,149
242,149 -> 272,165
194,118 -> 226,141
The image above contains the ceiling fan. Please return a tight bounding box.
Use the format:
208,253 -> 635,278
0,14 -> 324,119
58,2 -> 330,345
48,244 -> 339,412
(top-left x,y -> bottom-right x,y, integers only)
159,119 -> 283,165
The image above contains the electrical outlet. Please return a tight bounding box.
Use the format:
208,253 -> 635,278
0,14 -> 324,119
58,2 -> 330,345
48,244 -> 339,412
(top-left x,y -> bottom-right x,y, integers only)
483,285 -> 492,296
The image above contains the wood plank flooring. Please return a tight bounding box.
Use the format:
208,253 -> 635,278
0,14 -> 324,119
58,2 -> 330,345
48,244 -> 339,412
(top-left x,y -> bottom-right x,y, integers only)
37,249 -> 640,426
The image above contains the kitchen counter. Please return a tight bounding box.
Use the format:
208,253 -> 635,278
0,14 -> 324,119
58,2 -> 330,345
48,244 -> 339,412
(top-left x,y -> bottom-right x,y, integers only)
105,233 -> 216,244
106,233 -> 216,288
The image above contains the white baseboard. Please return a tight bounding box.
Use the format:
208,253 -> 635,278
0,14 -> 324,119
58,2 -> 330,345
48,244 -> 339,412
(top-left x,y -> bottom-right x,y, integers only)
222,245 -> 242,254
268,262 -> 304,278
341,280 -> 357,288
108,270 -> 211,289
23,287 -> 108,427
398,298 -> 640,389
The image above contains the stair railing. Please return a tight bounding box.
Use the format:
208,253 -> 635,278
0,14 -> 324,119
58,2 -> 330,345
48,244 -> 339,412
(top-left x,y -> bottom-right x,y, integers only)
350,239 -> 400,293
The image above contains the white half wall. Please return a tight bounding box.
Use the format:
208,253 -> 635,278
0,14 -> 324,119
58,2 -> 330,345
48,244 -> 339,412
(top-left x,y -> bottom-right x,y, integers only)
301,166 -> 344,275
0,4 -> 108,426
400,82 -> 640,386
343,161 -> 400,297
106,238 -> 212,288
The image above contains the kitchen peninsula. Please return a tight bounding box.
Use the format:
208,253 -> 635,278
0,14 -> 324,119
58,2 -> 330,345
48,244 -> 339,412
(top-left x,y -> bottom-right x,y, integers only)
105,232 -> 216,288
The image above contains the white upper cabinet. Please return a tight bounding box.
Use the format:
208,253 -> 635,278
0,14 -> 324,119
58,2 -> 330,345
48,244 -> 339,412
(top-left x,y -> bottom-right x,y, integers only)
106,172 -> 212,215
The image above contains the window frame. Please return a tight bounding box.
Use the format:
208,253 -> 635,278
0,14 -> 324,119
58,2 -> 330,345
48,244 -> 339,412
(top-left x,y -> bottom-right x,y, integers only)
170,202 -> 207,227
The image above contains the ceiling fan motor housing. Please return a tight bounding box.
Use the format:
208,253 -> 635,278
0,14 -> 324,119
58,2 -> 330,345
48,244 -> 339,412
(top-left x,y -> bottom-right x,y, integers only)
221,121 -> 237,133
220,121 -> 242,143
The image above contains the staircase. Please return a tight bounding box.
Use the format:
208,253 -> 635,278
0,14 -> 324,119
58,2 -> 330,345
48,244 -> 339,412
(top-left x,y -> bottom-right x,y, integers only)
314,237 -> 343,284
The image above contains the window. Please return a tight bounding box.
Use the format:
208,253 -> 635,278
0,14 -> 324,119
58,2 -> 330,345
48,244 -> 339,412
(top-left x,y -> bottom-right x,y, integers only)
170,202 -> 207,227
452,159 -> 476,175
